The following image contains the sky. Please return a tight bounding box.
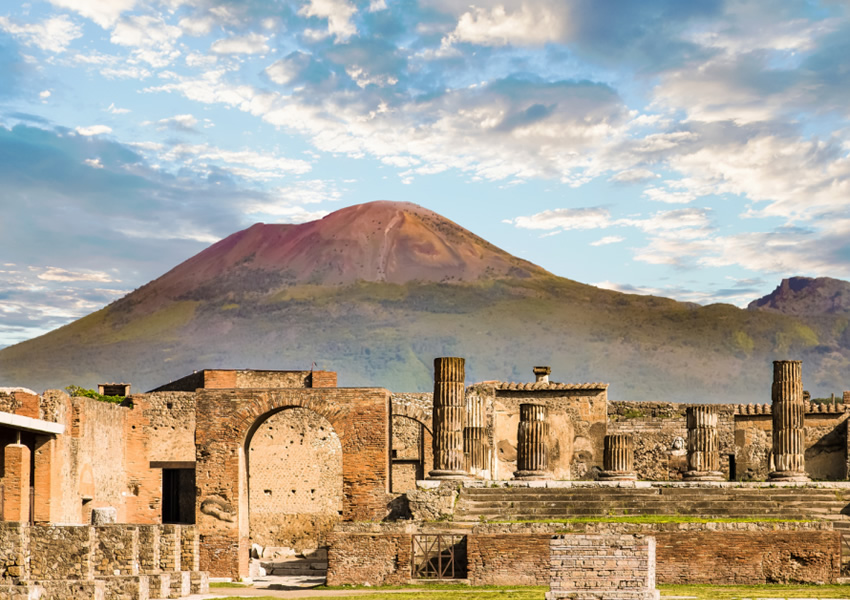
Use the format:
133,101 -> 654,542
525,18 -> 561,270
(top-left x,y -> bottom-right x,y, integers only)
1,0 -> 850,348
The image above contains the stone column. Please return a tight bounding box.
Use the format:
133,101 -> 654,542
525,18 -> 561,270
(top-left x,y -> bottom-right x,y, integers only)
429,357 -> 469,479
3,443 -> 31,522
514,403 -> 552,480
464,393 -> 487,478
769,360 -> 810,481
599,434 -> 636,481
684,406 -> 724,481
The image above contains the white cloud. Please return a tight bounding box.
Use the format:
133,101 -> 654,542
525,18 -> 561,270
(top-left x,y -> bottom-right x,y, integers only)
157,142 -> 312,180
37,267 -> 115,282
298,0 -> 357,41
110,15 -> 182,67
590,236 -> 624,246
105,103 -> 130,114
512,207 -> 611,231
84,158 -> 103,168
210,32 -> 270,55
608,168 -> 658,184
39,90 -> 51,99
48,0 -> 136,28
75,125 -> 112,136
443,3 -> 565,48
144,114 -> 199,132
0,15 -> 82,53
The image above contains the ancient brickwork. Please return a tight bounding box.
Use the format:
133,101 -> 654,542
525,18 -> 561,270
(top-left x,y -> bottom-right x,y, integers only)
391,393 -> 434,491
151,369 -> 335,392
547,534 -> 658,600
194,387 -> 391,578
0,524 -> 27,580
327,532 -> 413,586
248,407 -> 342,549
608,402 -> 736,480
28,525 -> 95,580
466,534 -> 550,585
94,525 -> 139,576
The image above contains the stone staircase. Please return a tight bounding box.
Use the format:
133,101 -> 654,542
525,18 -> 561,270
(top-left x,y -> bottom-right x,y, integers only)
253,548 -> 328,587
455,485 -> 850,572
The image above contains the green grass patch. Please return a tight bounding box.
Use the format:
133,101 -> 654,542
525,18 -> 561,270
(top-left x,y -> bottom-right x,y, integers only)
209,581 -> 249,588
215,592 -> 543,600
317,585 -> 548,591
484,515 -> 814,525
659,583 -> 850,599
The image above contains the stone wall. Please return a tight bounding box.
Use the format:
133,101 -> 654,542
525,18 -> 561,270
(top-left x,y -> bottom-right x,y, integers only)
546,534 -> 657,600
248,407 -> 342,550
327,521 -> 839,586
474,385 -> 607,480
608,402 -> 736,480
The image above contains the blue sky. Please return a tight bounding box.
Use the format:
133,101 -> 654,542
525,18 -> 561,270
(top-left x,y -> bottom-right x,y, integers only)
1,0 -> 849,348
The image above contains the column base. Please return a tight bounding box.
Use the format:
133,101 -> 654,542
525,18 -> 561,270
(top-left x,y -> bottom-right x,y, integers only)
513,470 -> 552,480
768,470 -> 810,482
597,470 -> 637,481
427,470 -> 469,480
683,470 -> 725,481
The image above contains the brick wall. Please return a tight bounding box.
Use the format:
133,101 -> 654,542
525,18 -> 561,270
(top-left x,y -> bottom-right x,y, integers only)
467,534 -> 550,585
194,387 -> 391,579
327,532 -> 412,586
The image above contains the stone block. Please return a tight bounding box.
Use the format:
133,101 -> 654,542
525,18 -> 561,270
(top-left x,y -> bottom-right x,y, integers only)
166,571 -> 190,599
147,573 -> 171,599
99,575 -> 150,600
91,507 -> 117,525
189,571 -> 209,594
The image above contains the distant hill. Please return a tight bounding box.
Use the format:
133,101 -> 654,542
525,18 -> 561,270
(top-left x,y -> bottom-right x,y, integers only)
1,201 -> 849,401
748,277 -> 850,316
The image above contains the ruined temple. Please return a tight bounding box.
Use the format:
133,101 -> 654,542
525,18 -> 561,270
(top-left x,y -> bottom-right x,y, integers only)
1,359 -> 849,597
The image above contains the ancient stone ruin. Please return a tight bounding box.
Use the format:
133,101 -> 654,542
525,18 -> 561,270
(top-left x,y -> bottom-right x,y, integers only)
1,359 -> 849,595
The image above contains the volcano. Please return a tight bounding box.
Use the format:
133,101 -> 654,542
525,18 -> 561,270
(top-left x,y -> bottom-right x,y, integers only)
1,201 -> 848,401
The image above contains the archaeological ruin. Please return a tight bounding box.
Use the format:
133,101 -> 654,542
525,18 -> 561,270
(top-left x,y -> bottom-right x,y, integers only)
2,358 -> 850,598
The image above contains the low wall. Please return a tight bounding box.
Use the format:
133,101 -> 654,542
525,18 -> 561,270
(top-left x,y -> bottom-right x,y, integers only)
328,521 -> 839,586
0,522 -> 208,600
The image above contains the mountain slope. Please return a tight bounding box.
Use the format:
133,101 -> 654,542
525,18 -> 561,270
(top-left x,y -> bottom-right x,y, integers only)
748,277 -> 850,316
1,201 -> 849,401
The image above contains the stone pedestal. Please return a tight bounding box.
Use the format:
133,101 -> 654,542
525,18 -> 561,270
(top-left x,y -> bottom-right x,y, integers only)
769,360 -> 810,482
684,406 -> 724,481
429,357 -> 469,480
514,404 -> 551,480
464,394 -> 487,478
599,434 -> 636,481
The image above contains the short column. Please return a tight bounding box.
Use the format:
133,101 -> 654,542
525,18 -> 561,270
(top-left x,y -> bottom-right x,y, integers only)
428,357 -> 469,479
514,404 -> 551,480
684,406 -> 724,481
599,434 -> 636,481
464,394 -> 487,477
769,360 -> 810,481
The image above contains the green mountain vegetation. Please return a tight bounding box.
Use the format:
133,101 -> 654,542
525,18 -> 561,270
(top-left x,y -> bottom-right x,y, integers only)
0,202 -> 848,402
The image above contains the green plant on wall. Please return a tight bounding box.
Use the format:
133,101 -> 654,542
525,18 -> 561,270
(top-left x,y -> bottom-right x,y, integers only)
64,385 -> 125,405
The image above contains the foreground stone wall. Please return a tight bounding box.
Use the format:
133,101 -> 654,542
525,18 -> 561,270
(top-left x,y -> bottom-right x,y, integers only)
327,521 -> 839,586
0,522 -> 208,600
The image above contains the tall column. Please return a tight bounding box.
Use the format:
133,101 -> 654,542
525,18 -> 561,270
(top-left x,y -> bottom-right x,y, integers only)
464,394 -> 487,478
599,434 -> 636,481
684,406 -> 724,481
514,404 -> 552,480
429,357 -> 469,479
769,360 -> 809,481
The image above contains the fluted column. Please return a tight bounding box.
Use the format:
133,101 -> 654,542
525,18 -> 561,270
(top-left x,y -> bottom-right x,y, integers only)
464,393 -> 487,478
769,360 -> 809,481
428,357 -> 469,479
514,404 -> 552,480
684,406 -> 724,481
598,434 -> 636,481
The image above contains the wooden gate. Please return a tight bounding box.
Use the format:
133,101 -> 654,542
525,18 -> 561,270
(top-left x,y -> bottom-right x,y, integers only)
412,534 -> 467,579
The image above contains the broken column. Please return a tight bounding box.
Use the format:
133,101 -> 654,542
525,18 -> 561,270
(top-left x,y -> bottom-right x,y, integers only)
599,434 -> 636,481
514,403 -> 551,480
464,393 -> 487,478
429,357 -> 468,479
769,360 -> 810,481
684,406 -> 724,481
533,366 -> 551,384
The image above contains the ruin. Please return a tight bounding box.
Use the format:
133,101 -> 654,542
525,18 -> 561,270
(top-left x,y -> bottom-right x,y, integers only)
1,359 -> 850,594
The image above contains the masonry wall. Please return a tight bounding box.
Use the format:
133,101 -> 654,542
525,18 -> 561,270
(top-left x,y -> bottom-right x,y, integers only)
248,407 -> 342,550
467,534 -> 550,585
481,386 -> 608,480
608,402 -> 736,480
327,531 -> 413,586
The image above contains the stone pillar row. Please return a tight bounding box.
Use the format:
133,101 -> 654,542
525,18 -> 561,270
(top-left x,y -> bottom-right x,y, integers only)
770,360 -> 809,482
464,394 -> 487,476
684,406 -> 723,481
514,403 -> 552,480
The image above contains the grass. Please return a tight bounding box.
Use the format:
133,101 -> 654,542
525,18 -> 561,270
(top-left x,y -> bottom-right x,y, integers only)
209,584 -> 850,600
484,515 -> 813,525
209,581 -> 249,588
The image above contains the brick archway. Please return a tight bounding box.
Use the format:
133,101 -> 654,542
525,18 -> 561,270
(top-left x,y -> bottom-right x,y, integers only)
194,387 -> 391,578
390,402 -> 432,434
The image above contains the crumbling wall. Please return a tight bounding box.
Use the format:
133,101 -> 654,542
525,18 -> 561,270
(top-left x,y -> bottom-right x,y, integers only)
391,393 -> 433,491
608,402 -> 736,480
248,407 -> 342,550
